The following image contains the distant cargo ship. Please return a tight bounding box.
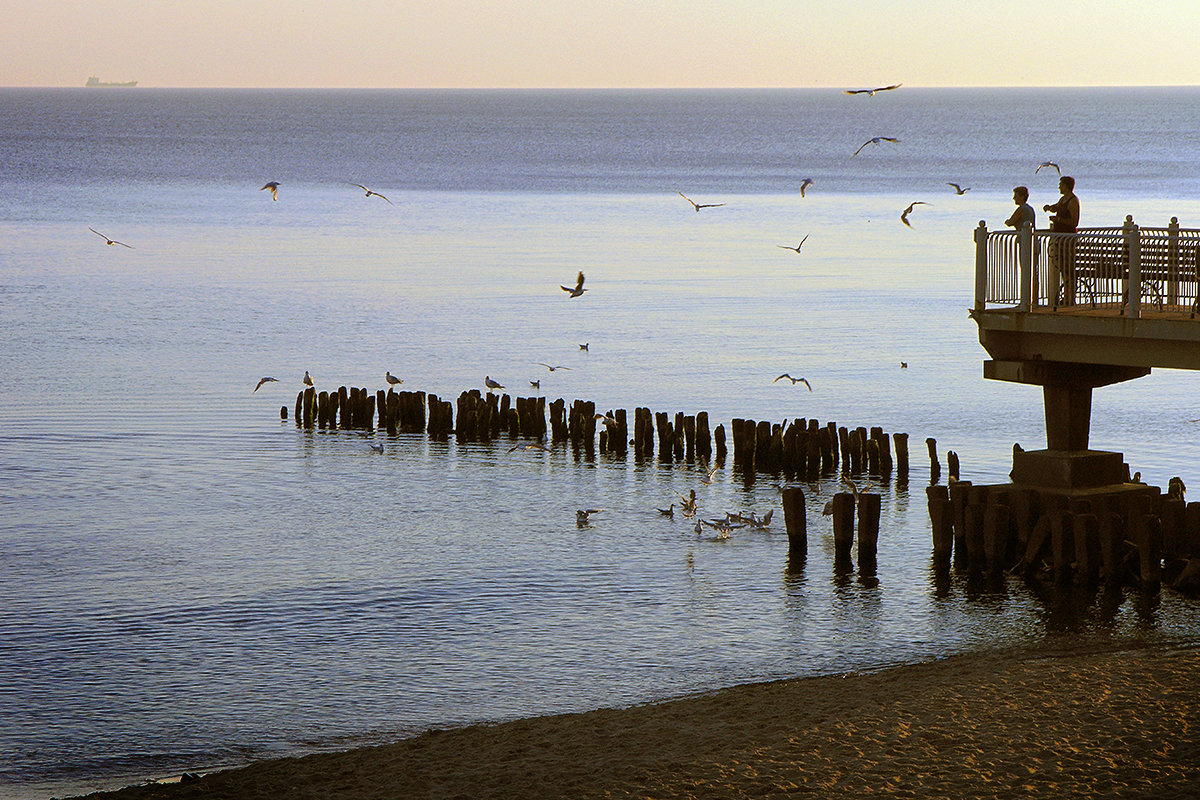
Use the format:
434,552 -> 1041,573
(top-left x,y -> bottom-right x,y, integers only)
85,76 -> 137,88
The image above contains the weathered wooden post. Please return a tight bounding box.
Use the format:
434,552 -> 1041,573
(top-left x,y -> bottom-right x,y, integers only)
831,492 -> 855,571
782,486 -> 807,559
682,414 -> 696,461
948,480 -> 971,569
1185,501 -> 1200,559
926,437 -> 940,484
337,386 -> 349,429
947,450 -> 960,482
294,391 -> 303,427
982,501 -> 1010,577
1050,511 -> 1074,585
714,423 -> 727,464
927,485 -> 952,570
280,405 -> 288,420
1098,512 -> 1126,584
696,411 -> 712,462
893,432 -> 909,480
1074,513 -> 1100,586
1134,514 -> 1162,592
1161,497 -> 1185,561
673,412 -> 686,460
316,390 -> 330,429
655,412 -> 673,461
302,386 -> 316,428
857,493 -> 881,575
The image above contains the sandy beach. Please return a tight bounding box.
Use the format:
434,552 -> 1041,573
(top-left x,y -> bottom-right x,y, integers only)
76,640 -> 1200,800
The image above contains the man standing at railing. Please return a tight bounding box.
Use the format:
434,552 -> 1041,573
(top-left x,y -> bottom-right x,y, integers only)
1043,176 -> 1081,305
1004,186 -> 1036,230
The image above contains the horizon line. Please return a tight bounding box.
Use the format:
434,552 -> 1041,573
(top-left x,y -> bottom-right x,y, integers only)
6,83 -> 1200,91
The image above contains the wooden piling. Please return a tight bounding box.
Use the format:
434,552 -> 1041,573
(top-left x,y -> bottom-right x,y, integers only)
927,485 -> 952,570
655,412 -> 673,461
782,487 -> 807,558
302,387 -> 315,428
893,432 -> 909,479
1050,511 -> 1074,585
673,412 -> 686,460
1161,497 -> 1185,560
857,493 -> 881,574
696,412 -> 712,463
982,502 -> 1010,576
947,450 -> 960,482
1073,513 -> 1101,586
714,424 -> 727,464
948,480 -> 971,569
926,437 -> 940,483
1134,514 -> 1162,592
831,492 -> 855,570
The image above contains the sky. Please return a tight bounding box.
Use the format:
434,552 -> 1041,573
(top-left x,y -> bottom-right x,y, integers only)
7,0 -> 1200,89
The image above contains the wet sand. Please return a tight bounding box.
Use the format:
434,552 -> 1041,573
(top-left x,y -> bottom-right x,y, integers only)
79,642 -> 1200,800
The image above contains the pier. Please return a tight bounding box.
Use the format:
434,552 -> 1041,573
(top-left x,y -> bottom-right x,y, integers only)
967,216 -> 1200,591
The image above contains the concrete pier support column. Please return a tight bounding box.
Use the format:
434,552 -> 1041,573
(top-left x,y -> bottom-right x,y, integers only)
1043,381 -> 1093,451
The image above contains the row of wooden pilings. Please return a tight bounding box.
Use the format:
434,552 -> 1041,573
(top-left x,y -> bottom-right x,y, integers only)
780,487 -> 883,574
290,388 -> 917,483
924,481 -> 1200,594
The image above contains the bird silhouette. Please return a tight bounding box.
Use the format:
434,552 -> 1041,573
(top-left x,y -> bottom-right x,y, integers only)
657,504 -> 675,518
89,228 -> 133,248
579,343 -> 589,351
261,182 -> 280,201
699,463 -> 720,485
508,441 -> 551,453
774,373 -> 813,391
484,376 -> 504,391
535,362 -> 571,372
901,201 -> 930,228
529,379 -> 541,389
678,191 -> 725,211
385,371 -> 403,387
303,371 -> 314,388
560,271 -> 587,297
843,83 -> 901,96
800,178 -> 814,197
352,183 -> 393,204
253,376 -> 279,392
852,137 -> 900,157
576,508 -> 604,525
777,234 -> 809,254
1035,161 -> 1061,175
947,183 -> 971,195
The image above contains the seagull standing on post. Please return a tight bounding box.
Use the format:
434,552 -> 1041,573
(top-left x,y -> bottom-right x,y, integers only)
385,371 -> 403,388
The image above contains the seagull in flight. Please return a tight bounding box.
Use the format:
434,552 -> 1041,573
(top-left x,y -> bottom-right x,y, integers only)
253,376 -> 279,392
678,191 -> 725,212
484,376 -> 504,390
1035,161 -> 1061,175
947,183 -> 971,195
261,181 -> 280,201
901,201 -> 930,228
699,463 -> 720,485
799,178 -> 814,198
303,370 -> 314,388
385,371 -> 403,387
352,183 -> 393,204
843,83 -> 902,96
777,234 -> 809,254
535,363 -> 571,372
851,137 -> 900,158
774,373 -> 813,391
89,228 -> 133,248
560,271 -> 587,298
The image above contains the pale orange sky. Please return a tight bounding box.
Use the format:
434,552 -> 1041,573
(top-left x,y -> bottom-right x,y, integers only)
6,0 -> 1200,88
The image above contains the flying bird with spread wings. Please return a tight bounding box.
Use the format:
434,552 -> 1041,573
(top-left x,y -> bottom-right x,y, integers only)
261,181 -> 280,201
253,377 -> 279,392
1036,161 -> 1061,175
560,271 -> 587,297
851,137 -> 900,158
843,83 -> 901,96
89,228 -> 134,248
800,178 -> 814,198
352,183 -> 393,204
678,191 -> 726,211
901,201 -> 930,228
774,374 -> 813,391
947,183 -> 971,195
777,234 -> 809,254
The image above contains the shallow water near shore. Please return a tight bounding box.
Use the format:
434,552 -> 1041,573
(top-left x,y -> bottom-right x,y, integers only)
3,88 -> 1200,798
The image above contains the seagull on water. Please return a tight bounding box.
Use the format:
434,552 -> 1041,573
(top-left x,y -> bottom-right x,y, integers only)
579,343 -> 589,351
535,362 -> 572,372
560,271 -> 587,298
530,379 -> 541,389
777,234 -> 809,254
774,373 -> 813,391
657,503 -> 675,518
385,371 -> 403,387
352,183 -> 393,204
800,178 -> 814,197
303,371 -> 314,388
253,376 -> 279,392
901,201 -> 929,228
508,441 -> 551,453
89,228 -> 133,248
843,83 -> 901,96
484,376 -> 504,391
1035,161 -> 1061,175
261,182 -> 280,201
576,508 -> 604,525
852,137 -> 900,157
678,191 -> 725,212
947,183 -> 971,195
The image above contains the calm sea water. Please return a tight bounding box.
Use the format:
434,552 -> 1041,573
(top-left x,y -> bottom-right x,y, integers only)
3,88 -> 1200,799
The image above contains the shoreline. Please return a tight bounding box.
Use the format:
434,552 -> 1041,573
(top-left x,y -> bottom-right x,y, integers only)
68,639 -> 1200,800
